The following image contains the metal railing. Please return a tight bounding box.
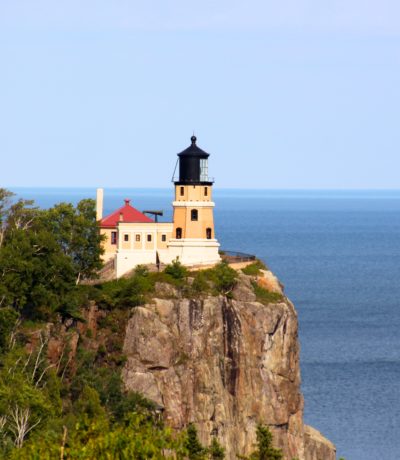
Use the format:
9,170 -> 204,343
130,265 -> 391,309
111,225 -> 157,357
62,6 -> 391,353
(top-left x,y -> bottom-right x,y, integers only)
172,176 -> 215,183
220,250 -> 256,263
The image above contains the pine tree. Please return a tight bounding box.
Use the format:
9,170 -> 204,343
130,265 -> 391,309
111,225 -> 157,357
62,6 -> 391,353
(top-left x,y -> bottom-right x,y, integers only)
209,436 -> 225,459
185,423 -> 206,460
250,424 -> 283,460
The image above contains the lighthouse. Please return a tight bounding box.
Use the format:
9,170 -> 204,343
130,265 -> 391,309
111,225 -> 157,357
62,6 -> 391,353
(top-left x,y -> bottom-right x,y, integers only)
167,135 -> 221,266
98,135 -> 221,277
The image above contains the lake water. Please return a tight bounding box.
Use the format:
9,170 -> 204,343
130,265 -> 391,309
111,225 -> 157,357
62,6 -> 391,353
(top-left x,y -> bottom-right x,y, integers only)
11,187 -> 400,460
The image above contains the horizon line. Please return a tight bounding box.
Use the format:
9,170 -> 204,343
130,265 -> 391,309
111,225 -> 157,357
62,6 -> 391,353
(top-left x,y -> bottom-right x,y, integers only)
7,186 -> 400,192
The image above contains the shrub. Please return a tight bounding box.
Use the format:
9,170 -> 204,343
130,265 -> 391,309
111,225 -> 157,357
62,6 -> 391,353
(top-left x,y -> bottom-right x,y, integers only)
94,269 -> 154,309
208,262 -> 238,294
188,263 -> 238,297
191,271 -> 210,294
134,264 -> 149,277
165,259 -> 188,280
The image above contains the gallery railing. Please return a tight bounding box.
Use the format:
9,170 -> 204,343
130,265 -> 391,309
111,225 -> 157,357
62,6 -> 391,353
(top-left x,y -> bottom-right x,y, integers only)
220,250 -> 256,263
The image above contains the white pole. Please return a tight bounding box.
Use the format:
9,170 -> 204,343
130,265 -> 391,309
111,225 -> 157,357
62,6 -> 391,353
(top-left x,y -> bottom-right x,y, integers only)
96,188 -> 104,221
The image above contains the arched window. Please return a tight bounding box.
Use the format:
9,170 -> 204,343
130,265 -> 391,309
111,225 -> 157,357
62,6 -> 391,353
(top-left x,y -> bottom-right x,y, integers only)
191,209 -> 198,221
206,228 -> 212,239
176,227 -> 182,239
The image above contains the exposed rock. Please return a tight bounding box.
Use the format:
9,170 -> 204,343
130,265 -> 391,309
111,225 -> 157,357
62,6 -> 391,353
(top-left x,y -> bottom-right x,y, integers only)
77,301 -> 104,338
122,272 -> 335,460
258,269 -> 284,294
304,425 -> 336,460
154,282 -> 179,298
232,273 -> 257,302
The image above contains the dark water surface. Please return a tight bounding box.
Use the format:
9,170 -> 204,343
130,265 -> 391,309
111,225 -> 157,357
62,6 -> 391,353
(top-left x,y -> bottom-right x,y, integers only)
12,187 -> 400,460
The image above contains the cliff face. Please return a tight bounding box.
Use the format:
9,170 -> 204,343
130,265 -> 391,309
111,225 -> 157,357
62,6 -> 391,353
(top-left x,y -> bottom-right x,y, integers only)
121,272 -> 336,460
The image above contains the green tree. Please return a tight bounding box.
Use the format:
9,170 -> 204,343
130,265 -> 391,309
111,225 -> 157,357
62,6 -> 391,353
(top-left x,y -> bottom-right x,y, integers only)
0,307 -> 19,352
74,385 -> 107,421
0,225 -> 76,316
43,199 -> 104,284
250,424 -> 283,460
0,193 -> 104,319
0,188 -> 15,247
0,345 -> 59,451
15,414 -> 184,460
209,436 -> 225,459
185,423 -> 207,460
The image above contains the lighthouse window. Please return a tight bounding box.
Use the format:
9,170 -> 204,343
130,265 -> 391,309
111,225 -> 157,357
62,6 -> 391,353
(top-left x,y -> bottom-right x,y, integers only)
124,234 -> 129,242
176,227 -> 182,239
111,231 -> 117,244
204,187 -> 208,196
147,234 -> 152,242
161,234 -> 166,242
180,187 -> 184,196
200,159 -> 208,182
191,209 -> 198,221
206,228 -> 212,239
135,234 -> 141,242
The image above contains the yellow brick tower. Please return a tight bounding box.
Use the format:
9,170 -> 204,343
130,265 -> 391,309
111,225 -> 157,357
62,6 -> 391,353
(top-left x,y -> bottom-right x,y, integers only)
167,136 -> 220,266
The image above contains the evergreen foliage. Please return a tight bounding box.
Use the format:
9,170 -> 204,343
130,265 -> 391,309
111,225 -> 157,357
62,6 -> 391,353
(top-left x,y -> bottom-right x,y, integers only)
165,258 -> 188,280
250,424 -> 283,460
190,262 -> 238,297
191,270 -> 210,293
209,262 -> 238,294
209,436 -> 225,459
184,423 -> 207,460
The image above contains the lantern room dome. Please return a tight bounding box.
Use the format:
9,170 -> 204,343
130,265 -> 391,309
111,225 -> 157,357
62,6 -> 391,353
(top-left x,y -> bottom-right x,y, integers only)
177,135 -> 210,158
175,136 -> 213,185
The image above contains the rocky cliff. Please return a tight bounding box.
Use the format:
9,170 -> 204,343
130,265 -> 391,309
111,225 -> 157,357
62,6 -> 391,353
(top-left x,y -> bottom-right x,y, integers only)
121,269 -> 336,460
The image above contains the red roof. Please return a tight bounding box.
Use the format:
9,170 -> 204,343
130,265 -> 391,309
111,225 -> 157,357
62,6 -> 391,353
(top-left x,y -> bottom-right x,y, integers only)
101,199 -> 154,228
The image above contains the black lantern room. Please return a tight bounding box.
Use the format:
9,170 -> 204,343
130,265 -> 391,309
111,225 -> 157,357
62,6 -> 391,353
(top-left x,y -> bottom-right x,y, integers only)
174,136 -> 213,185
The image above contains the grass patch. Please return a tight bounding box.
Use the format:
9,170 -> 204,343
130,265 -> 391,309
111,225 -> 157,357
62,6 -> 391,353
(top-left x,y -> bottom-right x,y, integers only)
241,260 -> 268,276
251,281 -> 283,305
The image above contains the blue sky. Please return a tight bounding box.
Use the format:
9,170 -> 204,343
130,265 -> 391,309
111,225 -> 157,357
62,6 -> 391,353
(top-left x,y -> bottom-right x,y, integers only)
1,1 -> 399,188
